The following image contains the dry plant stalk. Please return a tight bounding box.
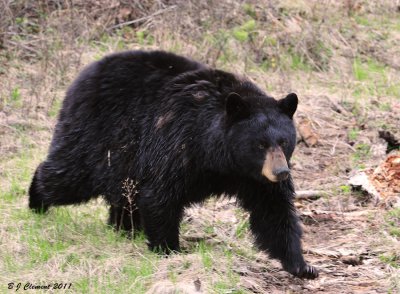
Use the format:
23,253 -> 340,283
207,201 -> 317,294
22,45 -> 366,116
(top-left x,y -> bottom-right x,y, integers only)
121,178 -> 139,237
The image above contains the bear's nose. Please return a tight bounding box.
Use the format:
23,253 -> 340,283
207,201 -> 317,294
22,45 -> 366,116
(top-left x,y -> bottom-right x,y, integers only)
273,167 -> 290,181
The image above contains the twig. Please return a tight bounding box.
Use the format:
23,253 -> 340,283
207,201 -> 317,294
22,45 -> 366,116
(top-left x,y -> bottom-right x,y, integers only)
302,209 -> 377,217
325,95 -> 350,115
6,40 -> 39,55
319,139 -> 356,152
330,136 -> 339,155
107,5 -> 177,31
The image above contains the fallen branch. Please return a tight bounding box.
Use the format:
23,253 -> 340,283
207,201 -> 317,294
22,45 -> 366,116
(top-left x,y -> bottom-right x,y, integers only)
107,5 -> 177,31
302,209 -> 378,220
296,190 -> 326,199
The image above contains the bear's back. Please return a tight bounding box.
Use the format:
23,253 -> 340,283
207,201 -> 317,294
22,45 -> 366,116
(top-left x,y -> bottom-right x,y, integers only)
63,51 -> 204,112
50,51 -> 206,160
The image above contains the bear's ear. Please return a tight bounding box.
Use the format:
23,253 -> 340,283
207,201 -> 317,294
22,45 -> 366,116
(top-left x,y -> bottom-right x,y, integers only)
225,92 -> 250,122
278,93 -> 298,119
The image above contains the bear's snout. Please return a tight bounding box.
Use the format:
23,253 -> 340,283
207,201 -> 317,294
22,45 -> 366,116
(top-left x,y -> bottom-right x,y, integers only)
262,147 -> 289,182
273,167 -> 290,181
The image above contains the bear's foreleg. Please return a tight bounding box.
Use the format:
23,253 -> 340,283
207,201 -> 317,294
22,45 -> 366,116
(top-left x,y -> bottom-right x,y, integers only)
249,199 -> 318,279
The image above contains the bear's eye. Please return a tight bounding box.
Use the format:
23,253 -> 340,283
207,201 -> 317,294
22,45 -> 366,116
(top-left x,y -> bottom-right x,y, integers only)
280,140 -> 288,148
258,143 -> 266,150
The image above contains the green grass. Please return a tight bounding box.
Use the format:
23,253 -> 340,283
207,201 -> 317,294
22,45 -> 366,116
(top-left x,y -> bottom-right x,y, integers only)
1,146 -> 37,202
0,134 -> 257,292
243,3 -> 256,18
10,87 -> 22,107
351,57 -> 400,98
1,86 -> 22,109
353,58 -> 374,81
0,141 -> 253,292
235,219 -> 250,239
279,49 -> 312,71
354,15 -> 371,26
385,208 -> 400,238
198,241 -> 213,269
352,143 -> 371,168
0,203 -> 158,292
380,254 -> 400,269
232,29 -> 249,42
204,225 -> 215,235
135,29 -> 155,46
339,185 -> 352,194
48,97 -> 62,117
0,138 -> 159,292
213,281 -> 246,294
290,53 -> 310,71
376,207 -> 400,285
232,19 -> 256,42
2,179 -> 26,202
211,248 -> 245,293
348,128 -> 359,141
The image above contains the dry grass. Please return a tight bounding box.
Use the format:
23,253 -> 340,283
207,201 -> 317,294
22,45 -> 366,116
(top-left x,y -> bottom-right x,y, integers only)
0,0 -> 399,293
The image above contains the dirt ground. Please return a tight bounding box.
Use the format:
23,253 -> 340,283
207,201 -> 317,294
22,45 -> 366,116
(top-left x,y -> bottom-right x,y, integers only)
172,198 -> 392,293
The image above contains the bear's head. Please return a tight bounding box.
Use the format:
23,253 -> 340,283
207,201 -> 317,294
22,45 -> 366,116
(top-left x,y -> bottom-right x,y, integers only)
225,91 -> 298,183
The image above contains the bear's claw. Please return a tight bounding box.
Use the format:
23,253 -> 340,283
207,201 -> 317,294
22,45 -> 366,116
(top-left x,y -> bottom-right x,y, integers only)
292,264 -> 319,279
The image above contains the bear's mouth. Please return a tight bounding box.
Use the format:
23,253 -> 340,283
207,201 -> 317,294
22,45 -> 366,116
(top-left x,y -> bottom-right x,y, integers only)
261,147 -> 290,182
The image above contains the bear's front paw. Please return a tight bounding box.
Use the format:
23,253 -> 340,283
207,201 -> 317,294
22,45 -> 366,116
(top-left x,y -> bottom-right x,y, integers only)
290,264 -> 319,279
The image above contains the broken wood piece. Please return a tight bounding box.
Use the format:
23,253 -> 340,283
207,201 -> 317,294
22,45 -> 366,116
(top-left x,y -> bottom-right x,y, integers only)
341,255 -> 363,266
297,119 -> 319,147
296,190 -> 326,199
350,151 -> 400,206
349,172 -> 381,204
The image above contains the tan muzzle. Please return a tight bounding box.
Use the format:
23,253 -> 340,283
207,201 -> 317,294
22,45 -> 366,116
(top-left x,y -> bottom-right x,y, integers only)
261,147 -> 290,182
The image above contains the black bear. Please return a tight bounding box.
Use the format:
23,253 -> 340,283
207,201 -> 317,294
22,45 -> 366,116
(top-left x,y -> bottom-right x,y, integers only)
29,50 -> 318,279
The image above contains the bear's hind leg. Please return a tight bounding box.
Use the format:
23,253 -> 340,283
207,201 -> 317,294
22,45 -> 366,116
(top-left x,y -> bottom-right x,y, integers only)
28,161 -> 94,213
138,188 -> 184,254
29,164 -> 49,213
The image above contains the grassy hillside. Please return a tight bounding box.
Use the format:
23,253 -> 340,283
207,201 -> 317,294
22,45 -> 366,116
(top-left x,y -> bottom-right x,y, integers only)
0,1 -> 399,293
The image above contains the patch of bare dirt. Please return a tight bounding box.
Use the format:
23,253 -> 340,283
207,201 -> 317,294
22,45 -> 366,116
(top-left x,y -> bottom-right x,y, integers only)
145,197 -> 394,293
292,93 -> 400,191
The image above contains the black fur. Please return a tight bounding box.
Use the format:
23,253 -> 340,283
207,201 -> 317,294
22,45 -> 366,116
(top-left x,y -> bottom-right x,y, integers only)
29,50 -> 318,279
